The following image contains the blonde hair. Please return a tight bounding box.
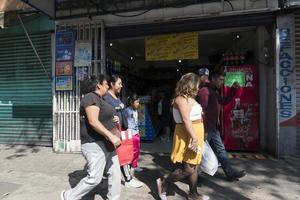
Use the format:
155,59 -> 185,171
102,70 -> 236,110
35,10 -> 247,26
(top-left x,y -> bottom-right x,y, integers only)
174,73 -> 200,100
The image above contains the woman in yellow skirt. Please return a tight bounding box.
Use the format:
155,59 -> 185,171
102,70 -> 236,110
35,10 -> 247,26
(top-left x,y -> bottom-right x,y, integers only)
156,73 -> 209,200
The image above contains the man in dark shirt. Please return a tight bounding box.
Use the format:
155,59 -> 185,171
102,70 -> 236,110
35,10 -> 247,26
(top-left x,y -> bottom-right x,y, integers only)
198,72 -> 246,181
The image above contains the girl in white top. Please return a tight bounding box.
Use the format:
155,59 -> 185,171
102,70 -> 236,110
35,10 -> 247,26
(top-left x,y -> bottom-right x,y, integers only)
173,103 -> 203,123
156,73 -> 209,200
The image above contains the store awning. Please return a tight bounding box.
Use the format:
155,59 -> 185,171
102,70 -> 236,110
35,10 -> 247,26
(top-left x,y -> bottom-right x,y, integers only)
20,0 -> 215,20
106,12 -> 276,39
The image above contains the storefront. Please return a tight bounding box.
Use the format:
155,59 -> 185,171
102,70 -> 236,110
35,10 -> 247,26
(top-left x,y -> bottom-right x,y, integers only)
103,13 -> 278,155
20,0 -> 300,157
48,2 -> 281,156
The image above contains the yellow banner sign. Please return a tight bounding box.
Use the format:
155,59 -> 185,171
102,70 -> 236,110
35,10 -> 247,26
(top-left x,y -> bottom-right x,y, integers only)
145,32 -> 198,61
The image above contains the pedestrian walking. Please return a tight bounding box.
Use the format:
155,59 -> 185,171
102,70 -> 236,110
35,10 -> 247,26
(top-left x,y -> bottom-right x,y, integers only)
124,93 -> 143,173
197,71 -> 246,181
198,68 -> 210,85
61,75 -> 122,200
156,73 -> 209,200
156,91 -> 171,143
104,75 -> 144,188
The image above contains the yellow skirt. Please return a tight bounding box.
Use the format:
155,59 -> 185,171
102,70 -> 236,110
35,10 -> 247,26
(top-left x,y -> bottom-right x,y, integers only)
170,121 -> 204,165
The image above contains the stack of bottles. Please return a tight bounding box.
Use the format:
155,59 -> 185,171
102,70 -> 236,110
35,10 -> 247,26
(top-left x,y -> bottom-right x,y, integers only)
222,52 -> 246,66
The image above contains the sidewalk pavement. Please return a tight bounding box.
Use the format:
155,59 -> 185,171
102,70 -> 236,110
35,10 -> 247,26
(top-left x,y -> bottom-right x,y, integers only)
0,141 -> 299,200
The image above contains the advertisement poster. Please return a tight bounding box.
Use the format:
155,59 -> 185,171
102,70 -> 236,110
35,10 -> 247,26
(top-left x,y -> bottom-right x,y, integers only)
55,76 -> 73,91
145,32 -> 198,61
222,65 -> 259,151
55,30 -> 75,91
56,61 -> 73,76
56,31 -> 75,47
56,47 -> 74,61
74,41 -> 92,67
76,67 -> 89,81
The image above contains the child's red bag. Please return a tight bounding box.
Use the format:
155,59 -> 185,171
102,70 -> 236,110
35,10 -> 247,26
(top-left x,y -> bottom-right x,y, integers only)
116,130 -> 134,166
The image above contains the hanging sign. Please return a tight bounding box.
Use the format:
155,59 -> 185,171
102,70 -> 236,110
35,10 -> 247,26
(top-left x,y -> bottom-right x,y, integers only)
74,41 -> 92,67
145,32 -> 198,61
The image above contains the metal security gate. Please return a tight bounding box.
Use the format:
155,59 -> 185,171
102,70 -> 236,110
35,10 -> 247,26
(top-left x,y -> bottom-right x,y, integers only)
0,33 -> 52,146
53,20 -> 105,153
295,11 -> 300,156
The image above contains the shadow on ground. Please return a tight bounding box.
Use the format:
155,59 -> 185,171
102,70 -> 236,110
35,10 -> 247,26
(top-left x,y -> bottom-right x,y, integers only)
3,144 -> 42,160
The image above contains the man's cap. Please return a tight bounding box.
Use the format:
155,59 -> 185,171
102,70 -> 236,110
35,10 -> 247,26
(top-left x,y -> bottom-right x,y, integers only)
198,68 -> 209,76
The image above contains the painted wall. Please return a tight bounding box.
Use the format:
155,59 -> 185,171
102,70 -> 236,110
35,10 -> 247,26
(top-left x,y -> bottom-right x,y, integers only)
256,25 -> 277,155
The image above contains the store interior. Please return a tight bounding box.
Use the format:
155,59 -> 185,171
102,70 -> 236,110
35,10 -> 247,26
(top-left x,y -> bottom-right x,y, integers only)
107,27 -> 257,95
105,25 -> 276,153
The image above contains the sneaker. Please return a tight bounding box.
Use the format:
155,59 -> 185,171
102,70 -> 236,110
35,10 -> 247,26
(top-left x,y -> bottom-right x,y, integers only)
133,167 -> 143,172
156,178 -> 167,200
226,170 -> 247,182
125,178 -> 144,188
60,190 -> 66,200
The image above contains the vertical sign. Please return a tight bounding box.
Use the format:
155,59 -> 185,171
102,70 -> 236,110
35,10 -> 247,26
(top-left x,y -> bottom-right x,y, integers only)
55,30 -> 75,91
277,14 -> 297,126
277,14 -> 298,157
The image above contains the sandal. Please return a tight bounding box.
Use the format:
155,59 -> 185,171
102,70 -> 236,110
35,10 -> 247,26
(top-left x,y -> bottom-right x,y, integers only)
187,193 -> 210,200
156,178 -> 167,200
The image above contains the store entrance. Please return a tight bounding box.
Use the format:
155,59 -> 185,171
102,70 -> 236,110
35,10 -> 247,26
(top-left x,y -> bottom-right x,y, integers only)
106,25 -> 276,154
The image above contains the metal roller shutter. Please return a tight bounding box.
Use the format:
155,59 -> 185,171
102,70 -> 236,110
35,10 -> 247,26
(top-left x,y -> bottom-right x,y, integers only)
0,33 -> 52,146
295,10 -> 300,156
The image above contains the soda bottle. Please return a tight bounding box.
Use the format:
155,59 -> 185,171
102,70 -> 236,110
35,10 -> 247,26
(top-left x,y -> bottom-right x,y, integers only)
240,52 -> 245,64
235,52 -> 240,65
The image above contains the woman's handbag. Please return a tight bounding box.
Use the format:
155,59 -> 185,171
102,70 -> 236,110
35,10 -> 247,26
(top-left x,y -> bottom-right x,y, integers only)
199,140 -> 218,176
116,129 -> 134,166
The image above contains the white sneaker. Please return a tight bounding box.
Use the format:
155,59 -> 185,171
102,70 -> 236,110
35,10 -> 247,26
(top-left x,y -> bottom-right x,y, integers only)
60,190 -> 66,200
133,167 -> 143,172
125,178 -> 144,188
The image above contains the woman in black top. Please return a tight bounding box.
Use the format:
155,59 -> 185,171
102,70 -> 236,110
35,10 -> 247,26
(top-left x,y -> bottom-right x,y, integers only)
61,75 -> 122,200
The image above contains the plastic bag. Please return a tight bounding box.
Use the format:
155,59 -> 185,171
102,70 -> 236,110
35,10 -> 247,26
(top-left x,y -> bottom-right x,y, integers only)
199,140 -> 218,176
116,130 -> 133,166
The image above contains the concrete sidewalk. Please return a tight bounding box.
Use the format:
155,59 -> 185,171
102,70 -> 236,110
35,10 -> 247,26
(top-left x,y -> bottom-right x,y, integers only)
0,143 -> 299,200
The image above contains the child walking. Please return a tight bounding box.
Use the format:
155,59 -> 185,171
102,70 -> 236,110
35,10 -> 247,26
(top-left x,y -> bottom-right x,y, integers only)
125,94 -> 143,172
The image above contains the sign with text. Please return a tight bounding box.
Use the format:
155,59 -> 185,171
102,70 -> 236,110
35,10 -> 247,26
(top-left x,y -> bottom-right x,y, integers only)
145,32 -> 198,61
277,14 -> 297,126
55,76 -> 73,91
224,72 -> 245,87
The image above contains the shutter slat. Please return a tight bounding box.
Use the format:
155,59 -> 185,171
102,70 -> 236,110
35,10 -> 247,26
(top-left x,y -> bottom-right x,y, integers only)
0,33 -> 52,146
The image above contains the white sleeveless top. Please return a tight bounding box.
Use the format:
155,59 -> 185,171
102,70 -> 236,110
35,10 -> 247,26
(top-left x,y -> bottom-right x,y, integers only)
173,102 -> 203,123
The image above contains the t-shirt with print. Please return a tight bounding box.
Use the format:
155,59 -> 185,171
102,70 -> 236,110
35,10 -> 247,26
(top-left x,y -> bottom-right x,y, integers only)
80,92 -> 116,144
103,92 -> 125,125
